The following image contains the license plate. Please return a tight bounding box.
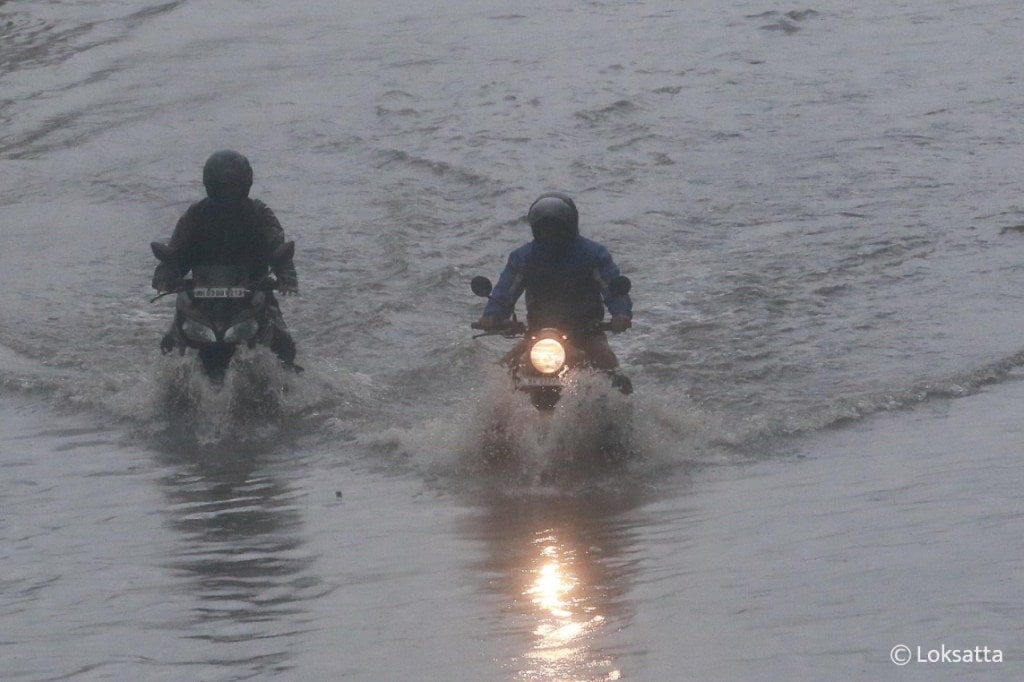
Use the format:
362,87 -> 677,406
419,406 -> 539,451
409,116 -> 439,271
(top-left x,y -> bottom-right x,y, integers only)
192,287 -> 249,298
517,376 -> 563,387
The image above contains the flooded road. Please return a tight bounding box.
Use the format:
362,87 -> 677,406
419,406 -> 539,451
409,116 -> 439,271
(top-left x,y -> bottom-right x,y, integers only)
2,0 -> 1023,679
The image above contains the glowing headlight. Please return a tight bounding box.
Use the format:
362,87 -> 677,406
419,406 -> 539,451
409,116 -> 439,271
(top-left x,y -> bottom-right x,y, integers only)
224,317 -> 259,343
529,338 -> 566,375
181,318 -> 217,343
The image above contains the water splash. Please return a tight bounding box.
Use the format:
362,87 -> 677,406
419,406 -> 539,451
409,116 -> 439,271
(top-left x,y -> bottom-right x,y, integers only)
358,365 -> 726,492
152,349 -> 294,447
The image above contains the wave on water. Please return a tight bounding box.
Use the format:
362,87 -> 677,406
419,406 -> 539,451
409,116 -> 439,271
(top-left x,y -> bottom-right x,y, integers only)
9,327 -> 1024,470
783,349 -> 1024,433
0,340 -> 377,452
347,336 -> 1024,482
666,347 -> 1024,460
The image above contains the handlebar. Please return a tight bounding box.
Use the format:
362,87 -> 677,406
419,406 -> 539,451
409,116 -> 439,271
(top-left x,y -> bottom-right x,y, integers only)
470,320 -> 527,338
470,320 -> 622,337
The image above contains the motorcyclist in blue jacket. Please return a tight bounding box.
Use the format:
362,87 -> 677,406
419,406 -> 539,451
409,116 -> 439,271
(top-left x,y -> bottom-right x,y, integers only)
475,192 -> 633,393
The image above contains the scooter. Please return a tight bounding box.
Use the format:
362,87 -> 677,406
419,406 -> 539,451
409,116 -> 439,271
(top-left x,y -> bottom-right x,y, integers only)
150,241 -> 295,382
470,275 -> 632,411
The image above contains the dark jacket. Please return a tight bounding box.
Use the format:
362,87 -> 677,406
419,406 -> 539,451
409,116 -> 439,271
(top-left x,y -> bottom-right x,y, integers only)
483,237 -> 631,329
152,198 -> 298,288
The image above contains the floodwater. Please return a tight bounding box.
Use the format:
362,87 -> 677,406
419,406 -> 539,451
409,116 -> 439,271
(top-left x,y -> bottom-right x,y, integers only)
1,0 -> 1022,679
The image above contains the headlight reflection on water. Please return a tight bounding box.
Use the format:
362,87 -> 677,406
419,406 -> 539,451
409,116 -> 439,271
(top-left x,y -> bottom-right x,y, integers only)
521,532 -> 621,681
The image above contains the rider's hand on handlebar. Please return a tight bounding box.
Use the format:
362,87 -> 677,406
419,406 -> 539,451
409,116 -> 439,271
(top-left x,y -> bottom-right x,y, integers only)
610,315 -> 632,333
153,279 -> 178,293
278,281 -> 299,296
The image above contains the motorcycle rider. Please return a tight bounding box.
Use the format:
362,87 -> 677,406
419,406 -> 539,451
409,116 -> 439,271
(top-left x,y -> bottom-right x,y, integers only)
474,192 -> 633,393
152,149 -> 301,368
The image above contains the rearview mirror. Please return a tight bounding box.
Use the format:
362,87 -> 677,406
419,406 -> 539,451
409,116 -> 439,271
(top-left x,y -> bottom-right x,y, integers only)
470,276 -> 493,298
150,241 -> 176,263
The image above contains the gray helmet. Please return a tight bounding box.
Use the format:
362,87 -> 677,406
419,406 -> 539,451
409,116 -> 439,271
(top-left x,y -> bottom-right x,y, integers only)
528,192 -> 579,243
202,150 -> 253,201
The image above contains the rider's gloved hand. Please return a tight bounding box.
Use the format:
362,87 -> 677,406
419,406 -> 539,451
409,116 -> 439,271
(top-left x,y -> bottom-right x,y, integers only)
610,315 -> 632,333
153,279 -> 177,293
473,315 -> 500,331
278,280 -> 299,296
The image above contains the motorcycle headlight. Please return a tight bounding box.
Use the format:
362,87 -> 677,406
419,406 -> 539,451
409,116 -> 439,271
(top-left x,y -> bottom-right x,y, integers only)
181,318 -> 217,344
224,317 -> 259,343
529,338 -> 566,375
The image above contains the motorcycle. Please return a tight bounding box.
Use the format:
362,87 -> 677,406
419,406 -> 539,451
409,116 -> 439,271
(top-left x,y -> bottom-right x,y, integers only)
470,274 -> 632,411
150,240 -> 296,383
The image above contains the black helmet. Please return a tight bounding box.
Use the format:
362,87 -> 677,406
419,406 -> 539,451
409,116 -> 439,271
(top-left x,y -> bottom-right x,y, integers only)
202,150 -> 253,201
528,192 -> 579,243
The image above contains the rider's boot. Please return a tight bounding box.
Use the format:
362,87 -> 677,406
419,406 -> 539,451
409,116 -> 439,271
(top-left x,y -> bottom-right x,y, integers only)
270,328 -> 303,373
160,322 -> 177,354
266,303 -> 303,373
608,370 -> 633,395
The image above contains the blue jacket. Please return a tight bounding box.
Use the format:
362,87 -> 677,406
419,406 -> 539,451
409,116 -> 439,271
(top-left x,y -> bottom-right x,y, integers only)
483,237 -> 632,329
